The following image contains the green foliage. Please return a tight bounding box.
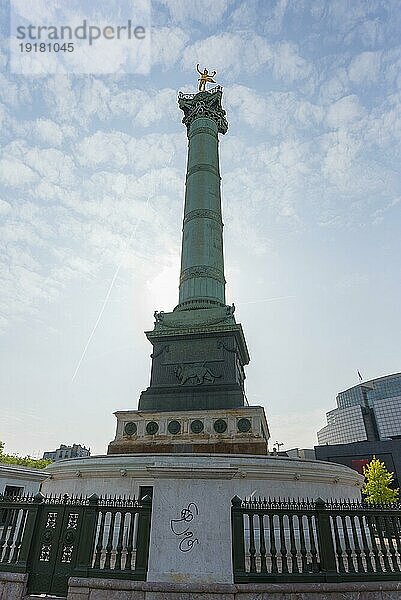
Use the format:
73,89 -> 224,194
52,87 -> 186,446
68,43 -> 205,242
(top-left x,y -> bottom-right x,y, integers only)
362,456 -> 399,504
0,440 -> 51,470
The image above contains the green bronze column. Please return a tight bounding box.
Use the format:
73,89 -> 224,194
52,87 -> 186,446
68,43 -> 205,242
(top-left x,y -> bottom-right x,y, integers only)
176,87 -> 228,311
108,72 -> 271,456
136,83 -> 250,414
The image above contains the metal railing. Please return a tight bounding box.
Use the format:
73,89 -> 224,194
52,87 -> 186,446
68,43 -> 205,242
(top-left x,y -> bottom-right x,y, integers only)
178,85 -> 223,100
86,495 -> 151,579
231,495 -> 401,583
0,492 -> 152,596
0,496 -> 31,570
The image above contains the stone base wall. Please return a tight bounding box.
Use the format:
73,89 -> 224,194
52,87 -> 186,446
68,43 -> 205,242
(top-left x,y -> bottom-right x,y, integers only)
42,454 -> 364,584
108,406 -> 270,457
0,572 -> 27,600
107,440 -> 268,455
68,578 -> 401,600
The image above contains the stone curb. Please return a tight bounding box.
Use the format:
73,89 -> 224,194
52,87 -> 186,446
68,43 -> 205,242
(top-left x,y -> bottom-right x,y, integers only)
68,577 -> 401,593
0,573 -> 27,583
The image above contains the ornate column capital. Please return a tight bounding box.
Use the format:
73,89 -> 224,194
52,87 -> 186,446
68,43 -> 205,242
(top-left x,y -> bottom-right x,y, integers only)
178,87 -> 228,135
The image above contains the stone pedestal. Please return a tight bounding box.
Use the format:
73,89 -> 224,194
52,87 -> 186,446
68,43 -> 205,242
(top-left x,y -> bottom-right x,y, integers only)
138,307 -> 250,413
108,406 -> 269,455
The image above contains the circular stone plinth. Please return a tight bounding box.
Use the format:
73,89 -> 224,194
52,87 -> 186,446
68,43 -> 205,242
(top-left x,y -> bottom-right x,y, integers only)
41,453 -> 363,585
41,453 -> 363,500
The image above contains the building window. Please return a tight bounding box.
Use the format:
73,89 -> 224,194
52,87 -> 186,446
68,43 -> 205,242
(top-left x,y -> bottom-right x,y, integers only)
139,485 -> 153,501
4,485 -> 24,497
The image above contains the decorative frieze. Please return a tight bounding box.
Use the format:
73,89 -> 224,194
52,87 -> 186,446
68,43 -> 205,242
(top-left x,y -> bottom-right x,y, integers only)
179,265 -> 226,286
108,406 -> 270,456
183,208 -> 223,227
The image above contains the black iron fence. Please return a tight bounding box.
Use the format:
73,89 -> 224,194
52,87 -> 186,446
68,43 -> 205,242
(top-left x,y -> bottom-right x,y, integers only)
231,495 -> 401,583
0,492 -> 152,596
3,490 -> 401,592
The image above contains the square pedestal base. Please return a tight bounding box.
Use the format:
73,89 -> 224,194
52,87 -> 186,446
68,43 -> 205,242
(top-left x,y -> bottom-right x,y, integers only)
108,406 -> 270,455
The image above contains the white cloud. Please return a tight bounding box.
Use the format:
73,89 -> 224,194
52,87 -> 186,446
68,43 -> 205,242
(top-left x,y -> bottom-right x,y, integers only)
182,32 -> 311,84
0,102 -> 6,128
77,132 -> 128,169
229,0 -> 290,35
34,119 -> 67,146
151,27 -> 189,69
41,76 -> 178,129
11,118 -> 74,148
225,85 -> 323,135
343,18 -> 383,48
348,51 -> 382,84
43,77 -> 120,126
7,142 -> 77,186
0,158 -> 38,187
319,68 -> 349,104
326,95 -> 365,129
266,0 -> 290,35
0,73 -> 33,107
181,32 -> 273,80
323,1 -> 385,47
363,92 -> 401,147
159,0 -> 233,26
0,199 -> 11,215
135,89 -> 178,126
77,131 -> 182,172
11,0 -> 59,22
272,41 -> 311,82
321,129 -> 362,187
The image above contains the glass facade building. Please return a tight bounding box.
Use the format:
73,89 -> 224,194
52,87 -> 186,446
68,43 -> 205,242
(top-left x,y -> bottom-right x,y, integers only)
317,405 -> 367,445
337,373 -> 401,409
317,373 -> 401,446
374,396 -> 401,439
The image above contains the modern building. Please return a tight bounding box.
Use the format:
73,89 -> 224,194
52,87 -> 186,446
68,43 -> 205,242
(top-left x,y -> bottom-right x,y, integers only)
315,439 -> 401,489
42,443 -> 90,461
317,372 -> 401,445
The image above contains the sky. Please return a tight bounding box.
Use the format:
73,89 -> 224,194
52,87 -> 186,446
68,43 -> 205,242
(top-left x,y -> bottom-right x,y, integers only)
0,0 -> 400,457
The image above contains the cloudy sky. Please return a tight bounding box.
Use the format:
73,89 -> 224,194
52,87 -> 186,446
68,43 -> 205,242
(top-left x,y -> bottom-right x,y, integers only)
1,0 -> 400,457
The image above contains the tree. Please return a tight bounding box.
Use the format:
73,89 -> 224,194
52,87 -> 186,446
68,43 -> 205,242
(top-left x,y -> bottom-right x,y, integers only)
0,440 -> 51,470
362,456 -> 399,504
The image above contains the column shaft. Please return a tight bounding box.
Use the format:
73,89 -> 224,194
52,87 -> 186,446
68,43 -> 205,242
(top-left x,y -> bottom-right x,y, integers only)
177,115 -> 226,309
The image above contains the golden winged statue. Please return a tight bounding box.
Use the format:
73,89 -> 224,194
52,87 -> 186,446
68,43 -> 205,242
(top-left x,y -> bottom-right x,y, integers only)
196,64 -> 217,92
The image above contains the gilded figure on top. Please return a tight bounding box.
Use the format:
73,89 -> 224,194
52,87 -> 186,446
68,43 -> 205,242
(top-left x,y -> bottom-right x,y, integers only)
196,64 -> 217,92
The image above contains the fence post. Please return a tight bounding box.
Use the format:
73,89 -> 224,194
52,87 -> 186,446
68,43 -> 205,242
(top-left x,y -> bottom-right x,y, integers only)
74,493 -> 99,578
315,497 -> 337,579
16,492 -> 44,570
231,495 -> 245,579
135,495 -> 152,578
